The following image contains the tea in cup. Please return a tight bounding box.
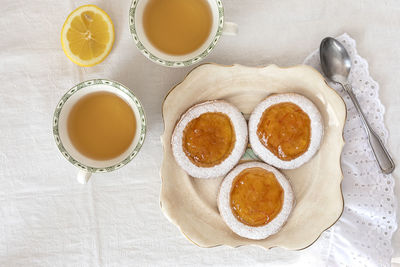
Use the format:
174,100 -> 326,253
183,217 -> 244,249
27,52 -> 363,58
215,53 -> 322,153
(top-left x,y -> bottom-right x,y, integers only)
53,79 -> 146,183
129,0 -> 238,67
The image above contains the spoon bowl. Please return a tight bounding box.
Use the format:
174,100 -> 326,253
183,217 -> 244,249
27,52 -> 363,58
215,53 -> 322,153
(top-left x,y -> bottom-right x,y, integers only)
320,37 -> 352,85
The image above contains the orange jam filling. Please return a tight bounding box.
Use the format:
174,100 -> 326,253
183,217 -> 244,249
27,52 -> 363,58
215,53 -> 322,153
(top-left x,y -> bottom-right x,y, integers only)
230,167 -> 284,227
257,102 -> 311,161
182,112 -> 236,167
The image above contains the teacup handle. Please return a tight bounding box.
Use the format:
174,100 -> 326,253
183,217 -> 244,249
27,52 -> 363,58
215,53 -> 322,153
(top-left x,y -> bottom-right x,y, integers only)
222,22 -> 238,36
77,169 -> 92,184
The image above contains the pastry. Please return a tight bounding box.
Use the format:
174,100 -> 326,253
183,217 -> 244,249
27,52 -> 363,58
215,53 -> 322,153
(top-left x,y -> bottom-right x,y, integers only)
171,100 -> 248,179
249,93 -> 323,169
218,161 -> 294,239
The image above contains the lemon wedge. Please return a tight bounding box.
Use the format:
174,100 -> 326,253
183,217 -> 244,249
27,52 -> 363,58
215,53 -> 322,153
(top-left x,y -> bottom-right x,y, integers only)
61,5 -> 114,67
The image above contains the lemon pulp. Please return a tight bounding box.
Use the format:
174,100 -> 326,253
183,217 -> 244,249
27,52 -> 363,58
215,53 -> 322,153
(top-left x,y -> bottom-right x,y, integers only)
61,5 -> 114,67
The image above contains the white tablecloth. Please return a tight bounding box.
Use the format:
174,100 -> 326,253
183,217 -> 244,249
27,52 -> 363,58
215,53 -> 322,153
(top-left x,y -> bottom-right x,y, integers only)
1,0 -> 399,266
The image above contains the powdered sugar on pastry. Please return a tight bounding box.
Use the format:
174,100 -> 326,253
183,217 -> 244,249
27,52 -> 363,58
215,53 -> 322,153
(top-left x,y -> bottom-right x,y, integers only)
171,100 -> 248,179
218,161 -> 294,240
249,93 -> 323,169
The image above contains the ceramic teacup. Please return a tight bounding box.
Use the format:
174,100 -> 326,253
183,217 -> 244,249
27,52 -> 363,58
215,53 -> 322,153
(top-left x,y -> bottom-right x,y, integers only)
53,79 -> 146,184
129,0 -> 238,67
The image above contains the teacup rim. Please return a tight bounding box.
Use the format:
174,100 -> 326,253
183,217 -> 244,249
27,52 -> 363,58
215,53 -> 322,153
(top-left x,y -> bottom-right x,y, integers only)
52,79 -> 147,173
129,0 -> 224,68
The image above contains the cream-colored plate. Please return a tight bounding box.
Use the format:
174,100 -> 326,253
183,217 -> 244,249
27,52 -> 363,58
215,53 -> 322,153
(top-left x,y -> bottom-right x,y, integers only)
160,64 -> 346,250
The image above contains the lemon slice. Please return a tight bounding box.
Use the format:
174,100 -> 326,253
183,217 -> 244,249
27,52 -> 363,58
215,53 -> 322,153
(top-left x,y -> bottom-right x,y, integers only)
61,5 -> 114,67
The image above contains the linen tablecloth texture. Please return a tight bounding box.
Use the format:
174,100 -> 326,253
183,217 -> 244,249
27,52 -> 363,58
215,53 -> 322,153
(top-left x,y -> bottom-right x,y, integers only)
1,0 -> 399,266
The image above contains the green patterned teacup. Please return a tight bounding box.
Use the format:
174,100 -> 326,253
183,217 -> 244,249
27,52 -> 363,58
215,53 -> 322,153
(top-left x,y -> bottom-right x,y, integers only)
53,79 -> 146,184
129,0 -> 238,67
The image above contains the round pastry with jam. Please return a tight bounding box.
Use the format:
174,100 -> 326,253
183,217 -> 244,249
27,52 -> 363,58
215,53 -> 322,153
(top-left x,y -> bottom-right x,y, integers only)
249,93 -> 323,169
218,161 -> 294,239
171,100 -> 248,179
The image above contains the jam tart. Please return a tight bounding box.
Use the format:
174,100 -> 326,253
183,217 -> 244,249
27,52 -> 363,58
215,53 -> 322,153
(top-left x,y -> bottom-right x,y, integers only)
171,100 -> 248,179
249,93 -> 323,169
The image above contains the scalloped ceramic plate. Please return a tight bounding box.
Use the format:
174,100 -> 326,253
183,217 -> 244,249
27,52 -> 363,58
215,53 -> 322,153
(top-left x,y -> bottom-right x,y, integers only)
160,64 -> 346,250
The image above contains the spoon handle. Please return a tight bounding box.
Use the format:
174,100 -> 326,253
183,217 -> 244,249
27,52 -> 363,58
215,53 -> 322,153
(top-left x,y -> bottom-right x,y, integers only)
342,83 -> 395,174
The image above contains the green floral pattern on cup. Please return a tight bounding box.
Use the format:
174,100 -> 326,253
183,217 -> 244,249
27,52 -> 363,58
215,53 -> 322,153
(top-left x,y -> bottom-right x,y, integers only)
129,0 -> 224,67
53,79 -> 146,173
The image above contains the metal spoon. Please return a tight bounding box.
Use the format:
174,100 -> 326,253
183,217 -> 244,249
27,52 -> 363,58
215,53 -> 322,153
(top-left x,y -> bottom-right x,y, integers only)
320,37 -> 395,174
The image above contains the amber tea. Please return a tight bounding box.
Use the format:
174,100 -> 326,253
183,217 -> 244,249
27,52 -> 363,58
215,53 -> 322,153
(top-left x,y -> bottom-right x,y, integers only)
143,0 -> 213,55
67,92 -> 136,161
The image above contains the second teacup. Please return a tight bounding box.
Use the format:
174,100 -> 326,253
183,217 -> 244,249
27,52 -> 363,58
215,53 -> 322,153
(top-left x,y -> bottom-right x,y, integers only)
129,0 -> 237,67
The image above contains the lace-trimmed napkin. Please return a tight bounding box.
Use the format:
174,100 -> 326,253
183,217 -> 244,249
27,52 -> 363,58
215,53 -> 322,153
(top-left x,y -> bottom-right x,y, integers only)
302,33 -> 397,266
